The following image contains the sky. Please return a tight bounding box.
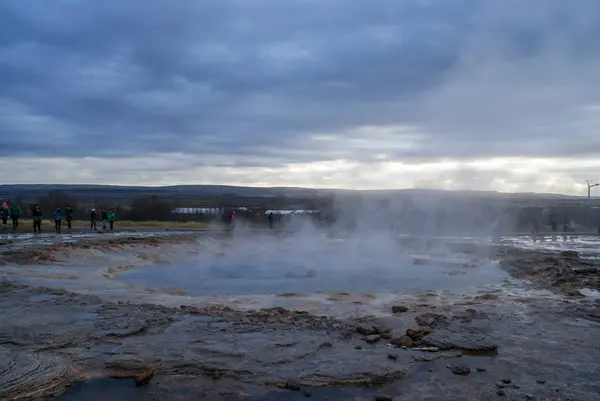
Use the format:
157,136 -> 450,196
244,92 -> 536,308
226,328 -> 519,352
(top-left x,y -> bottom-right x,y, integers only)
1,0 -> 600,195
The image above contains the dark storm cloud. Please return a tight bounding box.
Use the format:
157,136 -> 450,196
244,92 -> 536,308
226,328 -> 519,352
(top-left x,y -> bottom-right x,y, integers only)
1,0 -> 600,163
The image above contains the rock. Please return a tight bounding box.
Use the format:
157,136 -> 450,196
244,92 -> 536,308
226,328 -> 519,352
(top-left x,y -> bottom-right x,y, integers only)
573,266 -> 599,274
0,347 -> 76,400
302,389 -> 312,397
365,335 -> 381,344
286,381 -> 301,391
476,367 -> 486,372
525,394 -> 535,400
374,394 -> 393,401
391,335 -> 413,347
501,378 -> 511,384
536,379 -> 546,384
406,328 -> 432,341
134,369 -> 154,387
392,305 -> 409,313
447,364 -> 471,375
415,313 -> 448,329
381,333 -> 392,339
354,345 -> 362,350
560,250 -> 579,260
512,384 -> 520,389
496,389 -> 506,396
420,327 -> 498,354
387,353 -> 398,361
495,383 -> 506,389
356,325 -> 378,336
474,293 -> 499,301
373,325 -> 392,334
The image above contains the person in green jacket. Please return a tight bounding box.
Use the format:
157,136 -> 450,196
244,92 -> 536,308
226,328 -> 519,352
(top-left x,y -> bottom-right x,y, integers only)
107,209 -> 116,231
10,203 -> 20,230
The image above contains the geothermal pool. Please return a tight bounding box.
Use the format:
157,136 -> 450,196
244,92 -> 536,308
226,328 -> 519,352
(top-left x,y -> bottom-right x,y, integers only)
117,233 -> 508,296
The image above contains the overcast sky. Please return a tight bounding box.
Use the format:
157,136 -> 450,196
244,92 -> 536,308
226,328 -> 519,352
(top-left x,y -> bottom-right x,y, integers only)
1,0 -> 600,195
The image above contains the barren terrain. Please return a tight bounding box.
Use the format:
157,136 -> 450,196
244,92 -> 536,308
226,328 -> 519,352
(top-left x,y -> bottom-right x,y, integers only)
0,229 -> 599,400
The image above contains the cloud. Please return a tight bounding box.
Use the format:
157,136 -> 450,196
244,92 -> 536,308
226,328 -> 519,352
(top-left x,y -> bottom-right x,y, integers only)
0,0 -> 599,193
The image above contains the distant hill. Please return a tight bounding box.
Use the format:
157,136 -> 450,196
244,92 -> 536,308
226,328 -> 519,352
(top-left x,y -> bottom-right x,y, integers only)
0,184 -> 314,200
0,183 -> 585,202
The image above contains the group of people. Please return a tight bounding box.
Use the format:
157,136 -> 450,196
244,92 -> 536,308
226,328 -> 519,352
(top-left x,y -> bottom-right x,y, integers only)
0,201 -> 116,233
50,205 -> 75,233
90,208 -> 116,231
0,201 -> 21,230
550,220 -> 576,233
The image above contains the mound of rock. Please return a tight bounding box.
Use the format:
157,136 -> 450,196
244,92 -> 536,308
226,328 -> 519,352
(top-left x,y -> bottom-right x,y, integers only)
0,347 -> 76,400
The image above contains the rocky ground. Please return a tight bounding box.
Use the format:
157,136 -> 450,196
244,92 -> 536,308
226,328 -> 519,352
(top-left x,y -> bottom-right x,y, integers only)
0,232 -> 599,400
496,247 -> 600,297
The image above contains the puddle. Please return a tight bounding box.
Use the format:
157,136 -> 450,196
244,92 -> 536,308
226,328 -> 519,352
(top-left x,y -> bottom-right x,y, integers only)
55,378 -> 395,401
55,378 -> 154,401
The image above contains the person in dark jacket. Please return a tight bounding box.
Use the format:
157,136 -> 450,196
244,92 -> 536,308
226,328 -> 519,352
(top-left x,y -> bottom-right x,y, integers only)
32,204 -> 42,233
90,209 -> 97,230
65,205 -> 74,230
0,202 -> 8,229
101,209 -> 108,229
53,208 -> 63,233
268,212 -> 274,229
10,202 -> 20,230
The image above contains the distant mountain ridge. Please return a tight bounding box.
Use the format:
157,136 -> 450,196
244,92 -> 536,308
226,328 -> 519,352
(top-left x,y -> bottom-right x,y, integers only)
0,184 -> 583,201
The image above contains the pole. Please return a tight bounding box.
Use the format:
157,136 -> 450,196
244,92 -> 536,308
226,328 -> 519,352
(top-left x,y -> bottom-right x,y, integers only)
587,180 -> 600,200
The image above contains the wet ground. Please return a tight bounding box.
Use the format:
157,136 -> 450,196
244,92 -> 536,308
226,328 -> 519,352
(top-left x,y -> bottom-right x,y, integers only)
1,230 -> 599,400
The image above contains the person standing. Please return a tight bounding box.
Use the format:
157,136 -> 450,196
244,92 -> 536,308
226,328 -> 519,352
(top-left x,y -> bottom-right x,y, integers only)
32,204 -> 42,233
230,211 -> 236,229
107,209 -> 116,231
10,202 -> 20,230
65,205 -> 74,231
90,208 -> 97,230
268,212 -> 274,229
0,202 -> 8,229
53,208 -> 63,233
101,209 -> 108,229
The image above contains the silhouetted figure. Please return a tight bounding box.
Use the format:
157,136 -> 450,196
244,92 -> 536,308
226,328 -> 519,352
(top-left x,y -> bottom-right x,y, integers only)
101,209 -> 108,229
65,205 -> 74,230
10,202 -> 20,229
32,204 -> 42,233
0,202 -> 8,229
90,209 -> 97,230
268,212 -> 274,229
